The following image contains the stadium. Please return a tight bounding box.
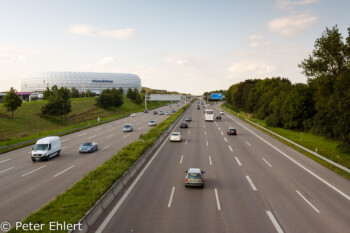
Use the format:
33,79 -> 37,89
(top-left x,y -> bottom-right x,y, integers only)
21,72 -> 141,94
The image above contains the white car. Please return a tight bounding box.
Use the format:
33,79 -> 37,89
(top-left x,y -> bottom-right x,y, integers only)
159,110 -> 164,115
166,111 -> 170,115
148,120 -> 156,126
170,132 -> 182,142
130,113 -> 136,117
220,110 -> 224,115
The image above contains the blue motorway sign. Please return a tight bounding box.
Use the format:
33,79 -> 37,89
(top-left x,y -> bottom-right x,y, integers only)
211,93 -> 223,100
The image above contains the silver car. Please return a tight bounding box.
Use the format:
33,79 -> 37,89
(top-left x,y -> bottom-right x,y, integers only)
79,142 -> 98,153
123,124 -> 133,132
185,168 -> 205,187
148,120 -> 156,126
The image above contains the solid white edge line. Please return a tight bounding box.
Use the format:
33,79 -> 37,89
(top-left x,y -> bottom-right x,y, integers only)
168,187 -> 175,208
223,110 -> 350,201
0,167 -> 14,174
95,123 -> 177,233
229,145 -> 233,152
123,134 -> 131,138
209,156 -> 212,165
105,135 -> 113,139
21,165 -> 46,177
185,139 -> 188,145
235,157 -> 242,166
101,145 -> 111,152
180,155 -> 183,164
0,159 -> 11,164
79,133 -> 87,136
214,189 -> 221,211
266,211 -> 284,233
53,165 -> 75,178
263,158 -> 272,167
296,190 -> 320,213
246,175 -> 257,191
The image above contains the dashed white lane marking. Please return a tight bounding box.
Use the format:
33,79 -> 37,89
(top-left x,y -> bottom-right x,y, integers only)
139,127 -> 144,130
101,145 -> 111,152
229,146 -> 233,152
266,211 -> 284,233
235,157 -> 242,166
296,190 -> 320,213
0,167 -> 14,174
262,158 -> 272,167
246,176 -> 257,191
245,141 -> 251,147
224,137 -> 227,142
62,146 -> 66,150
215,189 -> 221,211
106,135 -> 113,139
0,159 -> 11,164
123,134 -> 131,139
61,139 -> 70,143
221,131 -> 223,135
218,127 -> 221,131
185,139 -> 188,145
206,140 -> 209,147
79,133 -> 87,137
180,155 -> 183,164
205,131 -> 206,135
21,165 -> 46,177
53,165 -> 75,178
168,187 -> 175,208
88,135 -> 96,139
209,156 -> 212,165
108,128 -> 116,132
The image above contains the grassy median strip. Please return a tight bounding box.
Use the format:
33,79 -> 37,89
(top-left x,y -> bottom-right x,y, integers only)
9,104 -> 188,233
221,104 -> 350,180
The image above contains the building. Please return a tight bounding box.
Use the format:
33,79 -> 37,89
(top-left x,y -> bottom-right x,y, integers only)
21,72 -> 141,94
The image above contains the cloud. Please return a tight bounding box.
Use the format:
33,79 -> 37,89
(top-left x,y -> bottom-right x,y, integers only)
249,35 -> 263,40
164,56 -> 205,66
268,14 -> 317,35
277,0 -> 320,9
0,45 -> 35,63
69,24 -> 134,39
98,57 -> 117,65
248,35 -> 270,48
228,62 -> 273,75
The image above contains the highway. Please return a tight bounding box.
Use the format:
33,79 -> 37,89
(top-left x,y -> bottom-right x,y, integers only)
90,102 -> 350,233
0,102 -> 187,225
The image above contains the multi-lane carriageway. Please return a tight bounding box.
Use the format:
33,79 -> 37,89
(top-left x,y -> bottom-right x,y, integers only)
0,102 -> 187,226
90,102 -> 350,233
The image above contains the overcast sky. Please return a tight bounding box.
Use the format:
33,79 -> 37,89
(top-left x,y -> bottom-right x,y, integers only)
0,0 -> 349,95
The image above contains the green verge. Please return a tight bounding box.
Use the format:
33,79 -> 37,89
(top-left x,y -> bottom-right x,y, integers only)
0,97 -> 169,153
9,104 -> 189,233
221,104 -> 350,180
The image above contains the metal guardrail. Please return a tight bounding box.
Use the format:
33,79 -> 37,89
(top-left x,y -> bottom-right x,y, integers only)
247,120 -> 350,174
70,105 -> 190,233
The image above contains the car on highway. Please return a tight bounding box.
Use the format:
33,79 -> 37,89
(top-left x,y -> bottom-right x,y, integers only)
130,113 -> 136,117
148,120 -> 156,126
159,110 -> 164,115
123,124 -> 133,132
31,136 -> 61,161
180,122 -> 188,128
170,132 -> 182,142
171,109 -> 175,113
216,115 -> 221,119
166,111 -> 170,115
220,110 -> 224,115
197,105 -> 200,110
185,168 -> 205,187
227,127 -> 237,135
144,109 -> 148,113
79,142 -> 98,153
185,116 -> 192,122
153,110 -> 158,115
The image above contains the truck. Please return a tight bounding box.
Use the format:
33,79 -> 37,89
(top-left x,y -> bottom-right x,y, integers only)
31,136 -> 61,161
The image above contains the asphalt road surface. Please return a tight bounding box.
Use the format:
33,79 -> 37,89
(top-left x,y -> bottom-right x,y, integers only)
0,102 -> 187,225
90,101 -> 350,233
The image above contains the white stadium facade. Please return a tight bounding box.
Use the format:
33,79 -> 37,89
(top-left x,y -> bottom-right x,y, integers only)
21,72 -> 141,94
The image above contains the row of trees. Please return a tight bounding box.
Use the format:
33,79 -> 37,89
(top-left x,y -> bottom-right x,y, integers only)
225,25 -> 350,152
41,85 -> 72,120
43,87 -> 95,99
96,88 -> 124,109
126,88 -> 143,104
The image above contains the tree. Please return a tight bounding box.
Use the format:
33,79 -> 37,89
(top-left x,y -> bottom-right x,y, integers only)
71,87 -> 80,98
84,90 -> 95,97
96,88 -> 123,109
41,87 -> 72,120
2,87 -> 22,118
126,88 -> 133,99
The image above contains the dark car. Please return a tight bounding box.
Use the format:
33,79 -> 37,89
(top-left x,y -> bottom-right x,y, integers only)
185,116 -> 192,122
216,115 -> 221,119
180,122 -> 188,128
144,109 -> 148,113
153,111 -> 158,115
197,105 -> 200,110
227,127 -> 237,135
79,142 -> 98,153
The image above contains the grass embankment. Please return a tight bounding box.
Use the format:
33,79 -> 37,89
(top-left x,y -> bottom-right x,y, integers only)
221,104 -> 350,180
9,104 -> 188,233
0,97 -> 168,148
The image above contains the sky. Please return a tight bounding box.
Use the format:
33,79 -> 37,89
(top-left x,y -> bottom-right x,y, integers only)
0,0 -> 349,95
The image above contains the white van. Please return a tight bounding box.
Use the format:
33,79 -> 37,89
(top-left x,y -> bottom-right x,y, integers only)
31,136 -> 61,161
